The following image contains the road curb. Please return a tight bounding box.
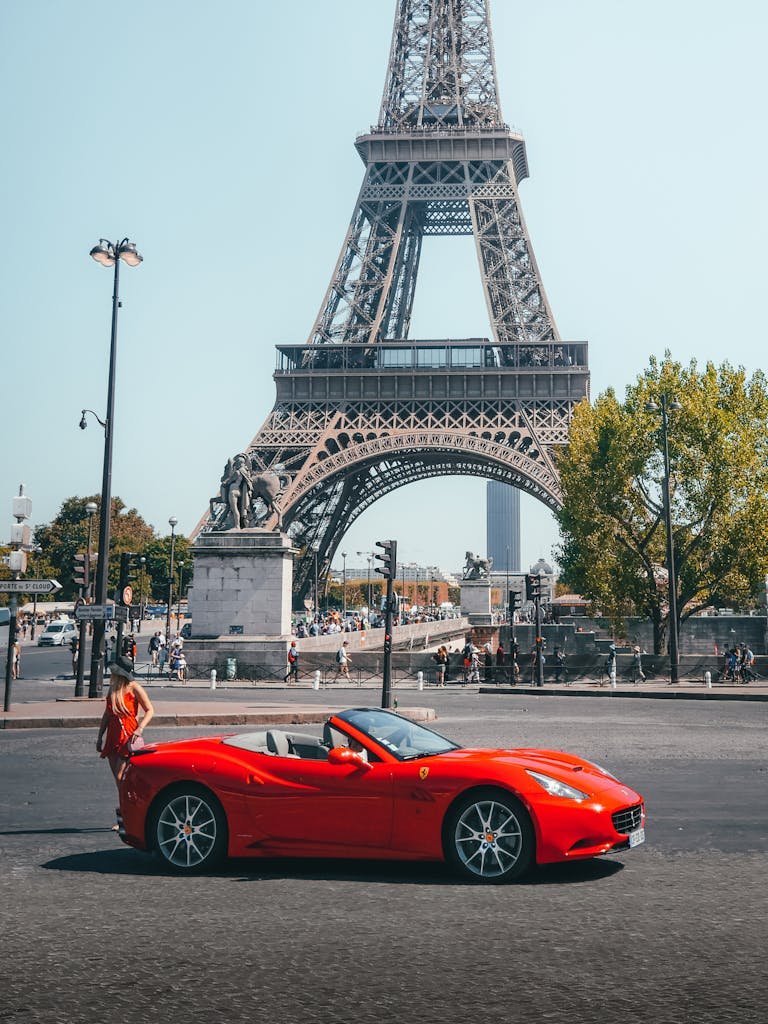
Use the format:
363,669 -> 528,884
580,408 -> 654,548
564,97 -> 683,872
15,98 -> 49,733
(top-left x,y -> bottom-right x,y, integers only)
479,686 -> 768,702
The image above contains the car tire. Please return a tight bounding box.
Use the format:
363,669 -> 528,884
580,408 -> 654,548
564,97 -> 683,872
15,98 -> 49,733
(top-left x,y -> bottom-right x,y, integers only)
444,788 -> 534,883
150,784 -> 228,873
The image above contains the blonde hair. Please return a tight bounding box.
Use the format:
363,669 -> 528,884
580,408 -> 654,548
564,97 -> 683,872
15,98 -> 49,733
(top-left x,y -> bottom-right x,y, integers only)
108,672 -> 133,716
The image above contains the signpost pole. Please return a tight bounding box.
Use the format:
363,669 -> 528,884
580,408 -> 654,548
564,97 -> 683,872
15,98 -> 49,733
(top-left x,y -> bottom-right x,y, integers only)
3,590 -> 18,713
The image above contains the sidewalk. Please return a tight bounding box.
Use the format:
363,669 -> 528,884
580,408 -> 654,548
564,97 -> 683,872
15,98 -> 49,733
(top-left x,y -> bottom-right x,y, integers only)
480,680 -> 768,702
0,692 -> 438,730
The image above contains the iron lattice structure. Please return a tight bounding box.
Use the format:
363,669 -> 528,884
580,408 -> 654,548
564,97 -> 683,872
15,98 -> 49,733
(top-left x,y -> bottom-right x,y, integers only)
204,0 -> 589,604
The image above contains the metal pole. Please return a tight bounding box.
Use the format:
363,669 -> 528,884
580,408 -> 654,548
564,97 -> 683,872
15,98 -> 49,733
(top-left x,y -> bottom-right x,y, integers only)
342,553 -> 347,616
137,557 -> 146,634
31,594 -> 38,641
3,589 -> 19,712
535,587 -> 544,687
88,256 -> 120,698
661,397 -> 680,684
75,508 -> 95,697
313,550 -> 318,619
381,573 -> 395,709
165,524 -> 176,646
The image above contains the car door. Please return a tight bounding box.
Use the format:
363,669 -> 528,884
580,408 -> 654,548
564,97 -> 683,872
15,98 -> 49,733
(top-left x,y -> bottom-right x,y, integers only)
244,753 -> 394,852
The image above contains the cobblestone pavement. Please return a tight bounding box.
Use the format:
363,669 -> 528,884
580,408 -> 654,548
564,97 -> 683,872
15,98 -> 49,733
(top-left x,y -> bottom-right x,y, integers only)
1,695 -> 766,1023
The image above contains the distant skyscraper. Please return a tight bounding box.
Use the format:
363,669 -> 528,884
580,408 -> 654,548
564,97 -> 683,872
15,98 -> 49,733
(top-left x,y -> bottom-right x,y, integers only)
487,482 -> 521,572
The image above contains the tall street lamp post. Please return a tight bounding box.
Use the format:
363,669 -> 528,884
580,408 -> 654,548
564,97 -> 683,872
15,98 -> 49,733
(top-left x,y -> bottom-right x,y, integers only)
645,394 -> 682,684
86,238 -> 142,697
165,516 -> 178,645
357,551 -> 374,611
341,552 -> 347,616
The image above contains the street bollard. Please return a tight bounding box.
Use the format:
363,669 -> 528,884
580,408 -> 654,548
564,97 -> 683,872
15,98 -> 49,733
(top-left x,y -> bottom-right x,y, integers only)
210,669 -> 217,691
313,670 -> 320,691
417,671 -> 424,691
610,667 -> 617,689
705,670 -> 712,689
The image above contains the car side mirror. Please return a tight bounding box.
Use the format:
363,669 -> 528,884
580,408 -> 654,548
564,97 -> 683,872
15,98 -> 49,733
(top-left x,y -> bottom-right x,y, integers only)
328,747 -> 371,771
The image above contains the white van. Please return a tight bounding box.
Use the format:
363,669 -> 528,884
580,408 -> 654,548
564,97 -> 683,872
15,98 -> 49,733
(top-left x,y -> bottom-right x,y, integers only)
37,619 -> 78,647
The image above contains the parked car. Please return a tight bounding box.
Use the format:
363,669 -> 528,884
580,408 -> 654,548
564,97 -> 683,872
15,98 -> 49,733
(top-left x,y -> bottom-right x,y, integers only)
117,707 -> 645,881
37,620 -> 78,647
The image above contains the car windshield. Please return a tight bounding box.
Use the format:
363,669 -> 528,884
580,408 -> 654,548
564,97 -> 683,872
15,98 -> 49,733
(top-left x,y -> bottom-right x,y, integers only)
335,708 -> 461,761
47,625 -> 64,632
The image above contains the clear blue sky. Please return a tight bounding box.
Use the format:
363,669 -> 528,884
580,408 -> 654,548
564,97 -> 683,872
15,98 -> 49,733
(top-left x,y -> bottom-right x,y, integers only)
2,1 -> 766,574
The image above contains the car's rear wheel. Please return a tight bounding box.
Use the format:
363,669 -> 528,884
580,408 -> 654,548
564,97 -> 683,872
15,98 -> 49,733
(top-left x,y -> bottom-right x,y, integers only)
444,789 -> 534,883
151,785 -> 227,873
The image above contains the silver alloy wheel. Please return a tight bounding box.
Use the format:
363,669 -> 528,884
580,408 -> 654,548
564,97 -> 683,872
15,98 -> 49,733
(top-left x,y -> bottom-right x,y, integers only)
156,794 -> 218,869
454,799 -> 524,878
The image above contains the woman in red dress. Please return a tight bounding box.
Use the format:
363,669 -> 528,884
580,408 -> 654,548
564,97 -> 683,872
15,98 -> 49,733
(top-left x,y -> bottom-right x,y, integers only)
96,656 -> 155,784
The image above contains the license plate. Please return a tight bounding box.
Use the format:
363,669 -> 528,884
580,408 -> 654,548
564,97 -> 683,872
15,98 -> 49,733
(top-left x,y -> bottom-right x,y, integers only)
628,827 -> 645,848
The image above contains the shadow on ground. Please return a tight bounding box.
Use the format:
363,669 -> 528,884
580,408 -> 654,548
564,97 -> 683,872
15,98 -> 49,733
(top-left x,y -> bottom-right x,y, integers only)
41,847 -> 623,886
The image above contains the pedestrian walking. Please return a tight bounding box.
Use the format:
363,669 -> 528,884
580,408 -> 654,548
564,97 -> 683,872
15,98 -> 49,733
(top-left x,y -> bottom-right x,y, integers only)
631,645 -> 646,684
432,645 -> 448,686
468,646 -> 481,684
494,641 -> 505,684
96,656 -> 154,786
11,639 -> 21,680
158,637 -> 168,676
148,631 -> 161,667
553,646 -> 566,683
70,635 -> 79,677
284,641 -> 300,684
742,645 -> 757,683
335,640 -> 351,680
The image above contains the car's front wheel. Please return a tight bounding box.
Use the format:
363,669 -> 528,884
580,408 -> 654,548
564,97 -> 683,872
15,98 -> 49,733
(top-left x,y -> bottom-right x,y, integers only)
150,785 -> 227,873
444,789 -> 534,883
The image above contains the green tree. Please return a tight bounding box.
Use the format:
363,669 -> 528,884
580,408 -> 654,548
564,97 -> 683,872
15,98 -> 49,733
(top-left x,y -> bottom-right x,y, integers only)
141,535 -> 193,603
34,496 -> 156,600
555,356 -> 768,652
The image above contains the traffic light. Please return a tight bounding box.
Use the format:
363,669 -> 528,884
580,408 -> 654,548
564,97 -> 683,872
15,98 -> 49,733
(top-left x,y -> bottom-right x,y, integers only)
525,573 -> 542,602
508,589 -> 519,614
73,552 -> 90,590
118,552 -> 137,606
374,539 -> 397,580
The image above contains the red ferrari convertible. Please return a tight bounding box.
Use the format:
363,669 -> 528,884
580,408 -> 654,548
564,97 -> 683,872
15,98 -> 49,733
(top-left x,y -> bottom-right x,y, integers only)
117,708 -> 645,882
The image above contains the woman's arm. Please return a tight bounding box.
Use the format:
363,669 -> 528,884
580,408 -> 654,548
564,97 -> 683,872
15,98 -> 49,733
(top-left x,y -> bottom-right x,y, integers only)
132,683 -> 155,733
96,708 -> 109,751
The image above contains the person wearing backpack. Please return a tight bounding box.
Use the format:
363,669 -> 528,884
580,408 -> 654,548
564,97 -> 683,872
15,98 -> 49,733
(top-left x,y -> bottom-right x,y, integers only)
284,641 -> 300,684
335,640 -> 351,680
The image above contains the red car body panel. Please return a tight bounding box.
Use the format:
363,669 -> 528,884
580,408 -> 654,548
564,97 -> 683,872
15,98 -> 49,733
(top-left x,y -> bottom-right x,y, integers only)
118,714 -> 645,868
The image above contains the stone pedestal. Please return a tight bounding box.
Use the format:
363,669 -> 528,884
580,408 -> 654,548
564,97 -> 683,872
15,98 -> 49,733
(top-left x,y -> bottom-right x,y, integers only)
188,529 -> 296,639
460,579 -> 493,627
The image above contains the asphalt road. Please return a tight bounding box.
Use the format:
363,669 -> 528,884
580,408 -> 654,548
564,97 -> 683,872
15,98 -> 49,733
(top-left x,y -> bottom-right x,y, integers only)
1,693 -> 766,1023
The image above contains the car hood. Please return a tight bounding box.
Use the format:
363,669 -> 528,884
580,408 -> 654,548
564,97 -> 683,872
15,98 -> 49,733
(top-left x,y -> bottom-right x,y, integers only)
437,747 -> 631,797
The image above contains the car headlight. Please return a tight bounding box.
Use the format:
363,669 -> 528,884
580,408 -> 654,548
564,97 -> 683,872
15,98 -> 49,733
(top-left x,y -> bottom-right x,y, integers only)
526,769 -> 589,802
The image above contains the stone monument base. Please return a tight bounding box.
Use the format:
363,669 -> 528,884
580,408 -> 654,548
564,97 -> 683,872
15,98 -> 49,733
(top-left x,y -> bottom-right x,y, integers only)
183,637 -> 291,682
460,579 -> 493,627
188,529 -> 296,640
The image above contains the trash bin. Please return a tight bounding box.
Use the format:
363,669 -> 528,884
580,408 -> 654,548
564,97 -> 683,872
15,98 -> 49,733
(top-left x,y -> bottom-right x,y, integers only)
226,657 -> 237,681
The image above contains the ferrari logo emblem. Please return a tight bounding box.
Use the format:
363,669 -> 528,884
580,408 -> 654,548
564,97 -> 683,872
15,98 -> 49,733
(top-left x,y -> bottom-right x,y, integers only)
419,767 -> 429,780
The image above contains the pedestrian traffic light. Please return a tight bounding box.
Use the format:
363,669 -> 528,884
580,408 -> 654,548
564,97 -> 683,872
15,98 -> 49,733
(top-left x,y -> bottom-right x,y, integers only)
508,589 -> 519,613
525,573 -> 542,602
118,552 -> 137,606
73,552 -> 90,590
374,539 -> 397,580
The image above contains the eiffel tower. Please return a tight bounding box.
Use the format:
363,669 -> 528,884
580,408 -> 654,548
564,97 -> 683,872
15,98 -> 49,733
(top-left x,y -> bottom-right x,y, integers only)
204,0 -> 589,604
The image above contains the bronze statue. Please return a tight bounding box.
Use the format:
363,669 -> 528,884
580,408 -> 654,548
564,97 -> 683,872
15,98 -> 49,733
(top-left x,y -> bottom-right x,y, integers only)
208,456 -> 291,531
463,551 -> 493,580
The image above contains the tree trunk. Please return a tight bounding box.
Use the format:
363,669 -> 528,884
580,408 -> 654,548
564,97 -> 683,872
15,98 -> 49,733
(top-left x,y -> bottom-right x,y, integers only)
652,615 -> 666,655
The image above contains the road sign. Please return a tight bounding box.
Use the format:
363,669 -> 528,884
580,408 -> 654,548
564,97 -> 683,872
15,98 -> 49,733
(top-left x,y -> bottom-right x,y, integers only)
75,604 -> 129,622
0,578 -> 62,595
122,585 -> 133,606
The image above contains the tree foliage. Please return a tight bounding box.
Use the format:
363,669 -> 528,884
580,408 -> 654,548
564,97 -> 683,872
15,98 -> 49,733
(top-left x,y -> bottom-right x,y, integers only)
555,356 -> 768,651
33,496 -> 189,602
